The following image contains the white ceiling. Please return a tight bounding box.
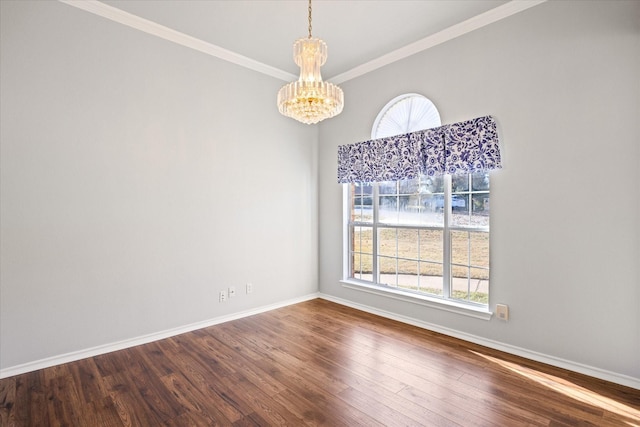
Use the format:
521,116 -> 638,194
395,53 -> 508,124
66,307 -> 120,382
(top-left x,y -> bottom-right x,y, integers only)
68,1 -> 544,83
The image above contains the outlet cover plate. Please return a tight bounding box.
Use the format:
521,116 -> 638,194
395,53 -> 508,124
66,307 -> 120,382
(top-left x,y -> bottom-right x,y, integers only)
496,304 -> 509,321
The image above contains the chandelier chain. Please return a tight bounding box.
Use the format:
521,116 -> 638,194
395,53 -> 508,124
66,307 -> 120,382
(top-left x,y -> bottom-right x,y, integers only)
308,0 -> 312,38
277,0 -> 344,124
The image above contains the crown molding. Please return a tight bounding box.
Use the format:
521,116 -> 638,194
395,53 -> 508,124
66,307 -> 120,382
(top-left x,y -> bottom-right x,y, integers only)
329,0 -> 547,84
58,0 -> 546,85
58,0 -> 298,82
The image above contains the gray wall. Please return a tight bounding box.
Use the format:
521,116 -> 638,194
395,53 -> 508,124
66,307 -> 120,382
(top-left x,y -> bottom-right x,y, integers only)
319,1 -> 639,381
2,0 -> 638,385
1,1 -> 317,370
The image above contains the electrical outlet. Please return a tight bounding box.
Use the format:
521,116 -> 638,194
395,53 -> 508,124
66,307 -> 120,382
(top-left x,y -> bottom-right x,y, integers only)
228,286 -> 236,298
496,304 -> 509,321
219,290 -> 227,302
246,283 -> 253,294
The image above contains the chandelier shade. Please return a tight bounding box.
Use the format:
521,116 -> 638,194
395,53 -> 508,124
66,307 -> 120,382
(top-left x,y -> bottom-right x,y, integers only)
277,1 -> 344,124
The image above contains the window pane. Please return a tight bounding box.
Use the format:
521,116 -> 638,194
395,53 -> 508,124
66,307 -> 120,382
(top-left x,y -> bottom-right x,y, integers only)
379,256 -> 396,274
451,264 -> 468,279
360,183 -> 374,223
397,229 -> 419,261
469,292 -> 488,305
379,195 -> 398,223
398,261 -> 419,290
452,194 -> 469,212
451,272 -> 470,302
420,262 -> 443,279
361,182 -> 374,196
419,262 -> 443,295
452,289 -> 470,302
398,194 -> 445,226
471,172 -> 490,191
469,268 -> 489,304
351,226 -> 360,253
360,255 -> 373,281
451,194 -> 471,226
352,253 -> 374,281
351,252 -> 361,277
378,228 -> 397,257
451,231 -> 469,266
422,175 -> 445,193
417,194 -> 445,226
420,193 -> 441,212
470,267 -> 489,281
382,176 -> 449,227
471,194 -> 490,227
379,257 -> 397,285
361,198 -> 373,222
398,257 -> 418,275
399,177 -> 419,194
397,195 -> 413,223
398,195 -> 421,224
353,226 -> 373,254
379,181 -> 397,195
352,196 -> 373,223
419,229 -> 443,262
470,232 -> 489,268
350,183 -> 374,223
451,270 -> 489,304
452,174 -> 469,192
352,197 -> 363,222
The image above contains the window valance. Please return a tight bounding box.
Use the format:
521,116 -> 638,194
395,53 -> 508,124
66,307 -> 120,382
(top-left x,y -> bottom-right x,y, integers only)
337,115 -> 501,183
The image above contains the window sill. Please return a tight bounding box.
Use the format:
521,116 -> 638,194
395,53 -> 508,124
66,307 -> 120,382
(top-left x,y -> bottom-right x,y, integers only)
340,279 -> 493,321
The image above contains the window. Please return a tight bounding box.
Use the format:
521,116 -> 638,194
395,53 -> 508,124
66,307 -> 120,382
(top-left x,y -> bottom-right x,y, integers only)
343,95 -> 492,312
347,172 -> 490,307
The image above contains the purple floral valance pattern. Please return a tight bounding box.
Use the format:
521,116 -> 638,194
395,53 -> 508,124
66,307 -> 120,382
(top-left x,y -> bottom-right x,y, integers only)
337,115 -> 501,183
411,127 -> 445,177
443,116 -> 501,175
337,133 -> 423,183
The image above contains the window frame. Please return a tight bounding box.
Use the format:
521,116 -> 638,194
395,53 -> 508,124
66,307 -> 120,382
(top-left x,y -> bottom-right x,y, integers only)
342,173 -> 492,320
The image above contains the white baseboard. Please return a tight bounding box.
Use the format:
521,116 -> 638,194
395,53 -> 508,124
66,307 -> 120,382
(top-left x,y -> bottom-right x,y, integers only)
319,293 -> 640,390
4,291 -> 638,391
0,293 -> 319,379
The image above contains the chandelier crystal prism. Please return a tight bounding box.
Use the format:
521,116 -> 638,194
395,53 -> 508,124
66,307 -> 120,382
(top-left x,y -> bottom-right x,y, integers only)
277,0 -> 344,125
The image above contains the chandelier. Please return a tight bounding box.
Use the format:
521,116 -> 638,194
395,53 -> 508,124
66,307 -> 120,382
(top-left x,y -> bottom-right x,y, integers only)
277,0 -> 344,125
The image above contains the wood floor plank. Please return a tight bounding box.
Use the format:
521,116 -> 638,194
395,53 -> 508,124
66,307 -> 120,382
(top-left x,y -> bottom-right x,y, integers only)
339,386 -> 438,427
456,358 -> 609,425
108,389 -> 164,427
239,312 -> 411,397
340,373 -> 464,427
218,373 -> 305,426
273,387 -> 385,427
231,411 -> 272,427
1,298 -> 638,426
157,350 -> 244,423
133,341 -> 183,379
0,376 -> 16,427
68,358 -> 110,404
45,372 -> 86,426
159,372 -> 234,425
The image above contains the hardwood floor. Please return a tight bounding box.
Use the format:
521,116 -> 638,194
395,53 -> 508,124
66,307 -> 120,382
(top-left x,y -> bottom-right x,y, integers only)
1,299 -> 639,426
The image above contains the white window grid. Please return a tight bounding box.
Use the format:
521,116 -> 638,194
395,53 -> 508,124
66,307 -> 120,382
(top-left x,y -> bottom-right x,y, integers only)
347,173 -> 489,307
